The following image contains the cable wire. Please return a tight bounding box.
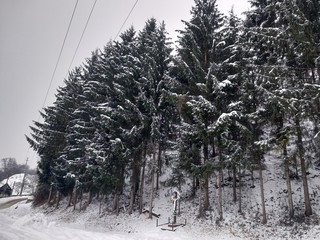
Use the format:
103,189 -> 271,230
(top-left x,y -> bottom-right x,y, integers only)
27,0 -> 138,166
66,0 -> 137,78
25,0 -> 79,165
42,0 -> 79,109
114,0 -> 139,41
66,0 -> 98,76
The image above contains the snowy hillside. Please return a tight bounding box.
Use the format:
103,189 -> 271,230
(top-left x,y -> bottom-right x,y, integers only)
0,173 -> 37,196
1,155 -> 320,240
15,0 -> 320,239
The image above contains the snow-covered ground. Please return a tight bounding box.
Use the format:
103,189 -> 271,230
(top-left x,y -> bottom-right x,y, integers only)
1,151 -> 320,239
0,197 -> 239,240
1,186 -> 320,240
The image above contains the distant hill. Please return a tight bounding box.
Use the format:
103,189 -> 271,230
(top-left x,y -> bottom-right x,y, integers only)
0,173 -> 37,196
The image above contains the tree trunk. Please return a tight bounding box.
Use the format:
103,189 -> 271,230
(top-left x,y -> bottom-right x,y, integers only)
231,167 -> 237,202
278,114 -> 294,218
238,166 -> 242,214
284,152 -> 294,218
149,168 -> 155,219
139,163 -> 146,214
218,137 -> 223,221
129,152 -> 140,214
191,176 -> 196,197
73,188 -> 78,211
295,117 -> 312,216
148,141 -> 157,219
99,194 -> 103,214
79,187 -> 83,212
258,159 -> 267,224
251,168 -> 255,187
218,169 -> 223,221
203,140 -> 210,211
156,145 -> 162,190
139,146 -> 147,214
119,166 -> 125,195
55,191 -> 61,208
114,165 -> 125,215
217,137 -> 223,221
113,193 -> 120,215
198,183 -> 203,218
67,190 -> 73,208
203,178 -> 209,211
292,154 -> 299,179
96,191 -> 100,200
88,188 -> 93,205
47,184 -> 53,205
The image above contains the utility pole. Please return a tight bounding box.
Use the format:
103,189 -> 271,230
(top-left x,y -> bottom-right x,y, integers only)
2,158 -> 9,184
19,158 -> 28,196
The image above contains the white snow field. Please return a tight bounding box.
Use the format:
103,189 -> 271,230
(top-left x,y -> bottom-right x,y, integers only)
1,153 -> 320,240
1,193 -> 320,240
0,197 -> 240,240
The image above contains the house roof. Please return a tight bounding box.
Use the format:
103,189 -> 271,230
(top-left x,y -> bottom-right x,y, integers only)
0,183 -> 12,191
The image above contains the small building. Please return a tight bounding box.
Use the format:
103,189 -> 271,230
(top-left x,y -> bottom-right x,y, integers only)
0,183 -> 12,197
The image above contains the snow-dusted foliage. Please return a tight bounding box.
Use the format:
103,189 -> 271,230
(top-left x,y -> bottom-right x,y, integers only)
26,0 -> 320,234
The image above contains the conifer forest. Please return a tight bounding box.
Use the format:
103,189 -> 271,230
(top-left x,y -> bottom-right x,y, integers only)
27,0 -> 320,225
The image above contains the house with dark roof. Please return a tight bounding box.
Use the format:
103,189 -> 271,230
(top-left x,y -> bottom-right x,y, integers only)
0,183 -> 12,197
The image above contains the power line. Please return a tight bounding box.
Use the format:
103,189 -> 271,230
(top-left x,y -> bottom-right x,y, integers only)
66,0 -> 98,76
25,0 -> 79,166
42,0 -> 79,109
65,0 -> 138,78
114,0 -> 139,41
26,0 -> 139,166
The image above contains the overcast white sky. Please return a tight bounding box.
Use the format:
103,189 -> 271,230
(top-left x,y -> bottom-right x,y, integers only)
0,0 -> 250,169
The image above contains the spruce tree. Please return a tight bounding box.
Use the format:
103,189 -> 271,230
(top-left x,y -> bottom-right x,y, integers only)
136,18 -> 173,218
175,0 -> 224,218
27,67 -> 84,204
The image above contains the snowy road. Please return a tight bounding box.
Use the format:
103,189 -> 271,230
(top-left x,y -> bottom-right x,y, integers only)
0,212 -> 228,240
0,198 -> 27,209
0,198 -> 240,240
0,211 -> 135,240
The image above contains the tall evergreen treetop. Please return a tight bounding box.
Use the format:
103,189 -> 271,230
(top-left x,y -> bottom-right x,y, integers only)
177,0 -> 224,93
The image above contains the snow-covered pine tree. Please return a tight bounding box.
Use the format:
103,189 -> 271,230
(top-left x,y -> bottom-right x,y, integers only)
251,0 -> 298,219
216,9 -> 250,208
240,0 -> 282,224
279,0 -> 320,217
26,67 -> 84,205
89,21 -> 172,215
59,53 -> 101,208
243,0 -> 320,220
104,27 -> 146,214
136,18 -> 173,218
79,45 -> 133,211
175,0 -> 224,219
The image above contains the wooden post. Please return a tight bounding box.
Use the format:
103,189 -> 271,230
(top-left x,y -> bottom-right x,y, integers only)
20,158 -> 28,196
172,191 -> 178,224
